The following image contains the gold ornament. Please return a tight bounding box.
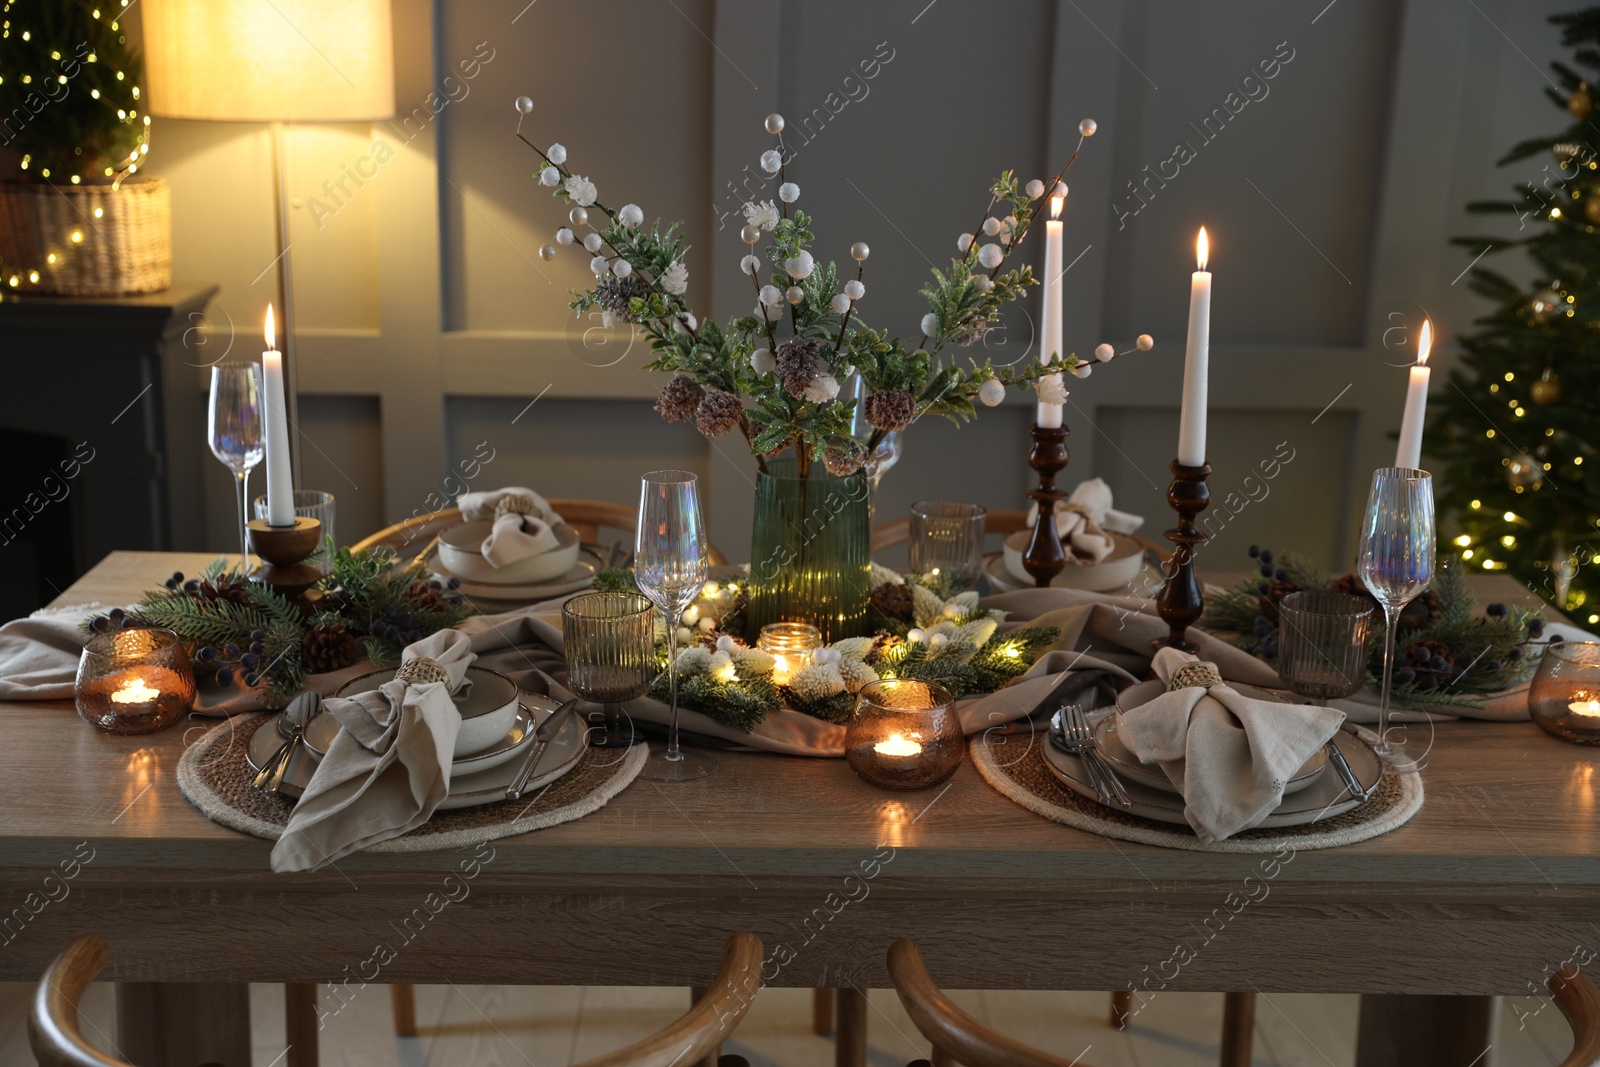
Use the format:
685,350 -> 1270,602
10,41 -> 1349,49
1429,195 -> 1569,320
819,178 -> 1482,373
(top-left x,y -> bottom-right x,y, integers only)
1587,197 -> 1600,224
1508,453 -> 1545,490
1570,82 -> 1594,121
1531,287 -> 1565,321
1531,367 -> 1562,405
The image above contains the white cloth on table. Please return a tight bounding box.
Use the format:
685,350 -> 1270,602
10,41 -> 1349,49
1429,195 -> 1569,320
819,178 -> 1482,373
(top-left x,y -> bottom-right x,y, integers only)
456,486 -> 564,568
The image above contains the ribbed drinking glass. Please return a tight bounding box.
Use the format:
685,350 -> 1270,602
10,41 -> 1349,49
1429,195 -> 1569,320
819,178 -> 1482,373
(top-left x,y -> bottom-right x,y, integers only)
1276,591 -> 1374,701
563,591 -> 654,749
909,500 -> 987,589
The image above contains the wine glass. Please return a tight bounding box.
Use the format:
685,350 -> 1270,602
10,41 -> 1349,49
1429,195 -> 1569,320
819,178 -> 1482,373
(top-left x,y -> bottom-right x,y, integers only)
208,365 -> 265,570
1358,467 -> 1436,773
634,470 -> 715,781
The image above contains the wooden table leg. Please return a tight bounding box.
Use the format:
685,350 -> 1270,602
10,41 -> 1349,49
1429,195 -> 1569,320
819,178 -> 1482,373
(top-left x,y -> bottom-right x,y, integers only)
116,981 -> 251,1067
837,987 -> 868,1067
1355,994 -> 1495,1067
813,986 -> 836,1035
1219,992 -> 1255,1067
285,983 -> 319,1067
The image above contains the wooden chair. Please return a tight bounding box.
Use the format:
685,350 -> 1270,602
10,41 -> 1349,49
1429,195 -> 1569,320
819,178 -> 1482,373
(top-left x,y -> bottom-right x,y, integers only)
352,502 -> 729,565
872,510 -> 1169,564
31,933 -> 763,1067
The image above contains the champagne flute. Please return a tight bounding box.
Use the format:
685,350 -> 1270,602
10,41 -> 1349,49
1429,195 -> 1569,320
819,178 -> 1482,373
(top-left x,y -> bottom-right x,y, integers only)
634,470 -> 715,781
1358,467 -> 1436,773
208,365 -> 265,571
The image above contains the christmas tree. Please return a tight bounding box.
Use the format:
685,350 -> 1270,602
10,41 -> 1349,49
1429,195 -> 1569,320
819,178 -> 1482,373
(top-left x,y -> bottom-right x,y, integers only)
1434,5 -> 1600,625
0,0 -> 149,184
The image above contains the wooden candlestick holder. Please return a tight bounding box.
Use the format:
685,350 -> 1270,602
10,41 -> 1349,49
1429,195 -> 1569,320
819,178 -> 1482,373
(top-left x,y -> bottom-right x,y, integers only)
1154,460 -> 1212,651
1021,423 -> 1070,588
247,516 -> 322,614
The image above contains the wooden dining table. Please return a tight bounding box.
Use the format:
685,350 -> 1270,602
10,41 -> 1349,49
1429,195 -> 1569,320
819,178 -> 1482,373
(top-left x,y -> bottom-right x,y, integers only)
2,551 -> 1596,1067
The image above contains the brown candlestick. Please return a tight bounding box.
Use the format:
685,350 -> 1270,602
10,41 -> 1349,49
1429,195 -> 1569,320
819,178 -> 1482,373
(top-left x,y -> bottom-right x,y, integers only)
1021,423 -> 1069,588
1155,460 -> 1211,651
247,516 -> 322,613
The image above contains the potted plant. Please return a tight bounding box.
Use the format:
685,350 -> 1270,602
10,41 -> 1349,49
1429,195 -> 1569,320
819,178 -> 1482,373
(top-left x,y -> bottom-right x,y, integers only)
0,2 -> 168,295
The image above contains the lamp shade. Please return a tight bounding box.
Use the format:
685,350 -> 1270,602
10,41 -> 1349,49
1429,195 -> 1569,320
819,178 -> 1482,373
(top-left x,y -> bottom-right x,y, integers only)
143,0 -> 394,122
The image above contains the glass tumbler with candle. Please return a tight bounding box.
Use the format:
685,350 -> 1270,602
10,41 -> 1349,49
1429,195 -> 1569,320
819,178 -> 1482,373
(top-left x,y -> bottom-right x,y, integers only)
563,591 -> 655,748
75,628 -> 197,734
909,500 -> 987,590
845,678 -> 964,790
1530,640 -> 1600,745
758,622 -> 821,686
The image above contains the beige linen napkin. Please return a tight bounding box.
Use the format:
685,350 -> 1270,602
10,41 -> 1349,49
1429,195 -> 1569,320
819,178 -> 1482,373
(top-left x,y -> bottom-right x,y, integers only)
270,630 -> 477,872
456,487 -> 564,568
1115,647 -> 1345,842
1026,478 -> 1142,564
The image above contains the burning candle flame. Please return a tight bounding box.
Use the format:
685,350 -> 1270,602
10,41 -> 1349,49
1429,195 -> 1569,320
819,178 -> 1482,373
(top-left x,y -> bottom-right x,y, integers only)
111,676 -> 161,704
874,732 -> 923,757
1050,191 -> 1064,221
264,304 -> 277,350
1196,226 -> 1209,271
1417,318 -> 1432,366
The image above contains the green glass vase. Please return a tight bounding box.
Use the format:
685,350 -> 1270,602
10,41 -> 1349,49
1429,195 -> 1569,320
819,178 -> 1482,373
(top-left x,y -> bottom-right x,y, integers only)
745,457 -> 872,642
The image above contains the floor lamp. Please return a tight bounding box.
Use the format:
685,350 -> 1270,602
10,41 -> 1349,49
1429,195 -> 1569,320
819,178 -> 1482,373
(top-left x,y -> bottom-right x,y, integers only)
142,0 -> 395,481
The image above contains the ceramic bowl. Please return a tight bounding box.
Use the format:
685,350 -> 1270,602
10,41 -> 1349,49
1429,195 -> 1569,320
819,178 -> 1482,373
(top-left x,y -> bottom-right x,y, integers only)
1001,530 -> 1144,591
334,665 -> 521,757
438,520 -> 581,584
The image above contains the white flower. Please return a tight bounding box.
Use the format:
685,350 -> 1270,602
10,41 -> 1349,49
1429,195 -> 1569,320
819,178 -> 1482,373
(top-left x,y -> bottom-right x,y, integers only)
554,227 -> 574,246
844,280 -> 865,300
831,293 -> 851,314
790,662 -> 846,699
1025,178 -> 1045,199
583,232 -> 604,253
1036,375 -> 1069,404
759,149 -> 783,174
920,313 -> 939,338
759,284 -> 784,306
982,217 -> 1001,236
1136,333 -> 1154,351
750,347 -> 775,374
957,232 -> 974,253
1095,343 -> 1115,362
618,203 -> 644,227
539,166 -> 560,187
743,199 -> 780,231
590,256 -> 609,277
662,259 -> 689,295
740,254 -> 763,275
564,174 -> 597,206
611,259 -> 633,278
675,646 -> 712,675
803,373 -> 840,403
778,182 -> 800,203
547,143 -> 568,165
1072,363 -> 1093,379
978,379 -> 1006,407
977,243 -> 1004,269
732,646 -> 776,676
784,250 -> 815,279
708,650 -> 738,683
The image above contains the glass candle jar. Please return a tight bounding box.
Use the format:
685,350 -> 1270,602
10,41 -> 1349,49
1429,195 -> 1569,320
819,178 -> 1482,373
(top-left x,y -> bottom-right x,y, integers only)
844,678 -> 964,790
1530,640 -> 1600,745
75,628 -> 197,735
758,622 -> 822,686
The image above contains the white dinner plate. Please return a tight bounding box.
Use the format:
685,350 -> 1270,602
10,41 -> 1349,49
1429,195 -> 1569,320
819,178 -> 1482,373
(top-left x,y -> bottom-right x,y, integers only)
983,533 -> 1147,593
432,554 -> 599,603
1040,710 -> 1379,829
247,693 -> 588,810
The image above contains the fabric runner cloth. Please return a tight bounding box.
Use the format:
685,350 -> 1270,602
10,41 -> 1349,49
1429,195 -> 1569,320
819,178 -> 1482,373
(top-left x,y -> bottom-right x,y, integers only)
270,630 -> 476,873
457,486 -> 564,567
1115,647 -> 1345,842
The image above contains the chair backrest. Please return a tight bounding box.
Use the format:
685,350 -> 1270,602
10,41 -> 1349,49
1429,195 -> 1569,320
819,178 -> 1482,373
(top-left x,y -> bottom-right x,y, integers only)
871,509 -> 1030,554
32,933 -> 763,1067
1553,969 -> 1600,1067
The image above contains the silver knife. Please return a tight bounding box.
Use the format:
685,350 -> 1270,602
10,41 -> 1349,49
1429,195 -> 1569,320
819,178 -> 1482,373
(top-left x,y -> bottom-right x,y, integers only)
506,700 -> 580,800
1325,735 -> 1368,802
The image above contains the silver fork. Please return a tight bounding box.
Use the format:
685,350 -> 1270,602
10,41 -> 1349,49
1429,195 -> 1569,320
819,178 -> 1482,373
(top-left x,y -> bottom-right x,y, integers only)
1068,705 -> 1133,808
1052,706 -> 1111,805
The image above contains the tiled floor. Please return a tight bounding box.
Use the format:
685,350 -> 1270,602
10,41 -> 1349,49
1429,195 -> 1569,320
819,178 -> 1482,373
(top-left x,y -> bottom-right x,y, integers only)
0,980 -> 1575,1065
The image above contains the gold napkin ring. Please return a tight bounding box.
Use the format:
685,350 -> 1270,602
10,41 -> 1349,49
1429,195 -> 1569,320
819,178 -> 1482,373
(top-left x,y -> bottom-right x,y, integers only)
1168,662 -> 1223,691
396,657 -> 451,686
494,493 -> 539,520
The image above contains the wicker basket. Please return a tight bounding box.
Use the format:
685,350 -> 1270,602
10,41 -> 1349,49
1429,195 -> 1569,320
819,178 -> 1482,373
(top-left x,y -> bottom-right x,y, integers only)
0,178 -> 172,296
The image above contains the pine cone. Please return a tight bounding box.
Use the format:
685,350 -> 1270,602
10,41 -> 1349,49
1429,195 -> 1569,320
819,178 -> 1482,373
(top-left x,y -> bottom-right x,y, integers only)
595,274 -> 649,322
654,375 -> 703,422
407,581 -> 447,615
1257,580 -> 1300,623
1398,636 -> 1455,691
188,574 -> 251,606
823,438 -> 867,476
866,629 -> 902,663
1398,589 -> 1442,632
870,583 -> 916,622
775,338 -> 824,399
864,389 -> 915,432
301,622 -> 357,674
694,389 -> 744,439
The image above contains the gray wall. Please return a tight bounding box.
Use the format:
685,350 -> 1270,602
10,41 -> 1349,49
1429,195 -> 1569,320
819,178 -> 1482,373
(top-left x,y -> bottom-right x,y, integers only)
143,0 -> 1571,570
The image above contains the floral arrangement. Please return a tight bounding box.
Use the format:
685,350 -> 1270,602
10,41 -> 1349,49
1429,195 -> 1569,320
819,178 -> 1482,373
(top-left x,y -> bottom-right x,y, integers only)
1202,545 -> 1551,708
516,104 -> 1150,477
84,546 -> 474,707
597,564 -> 1058,730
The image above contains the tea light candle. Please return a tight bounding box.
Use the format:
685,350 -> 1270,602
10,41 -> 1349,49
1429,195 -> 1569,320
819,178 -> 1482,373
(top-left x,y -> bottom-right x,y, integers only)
758,622 -> 822,686
1529,642 -> 1600,745
111,676 -> 163,704
874,732 -> 922,757
1570,698 -> 1600,718
75,630 -> 196,737
845,679 -> 964,790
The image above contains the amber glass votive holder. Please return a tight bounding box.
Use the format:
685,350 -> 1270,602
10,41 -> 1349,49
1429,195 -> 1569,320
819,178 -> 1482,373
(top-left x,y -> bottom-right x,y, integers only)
844,678 -> 964,790
758,622 -> 821,686
1530,640 -> 1600,746
74,627 -> 196,735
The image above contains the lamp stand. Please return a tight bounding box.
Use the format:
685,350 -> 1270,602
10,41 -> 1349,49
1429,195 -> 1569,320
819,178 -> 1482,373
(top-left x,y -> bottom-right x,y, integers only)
269,120 -> 303,486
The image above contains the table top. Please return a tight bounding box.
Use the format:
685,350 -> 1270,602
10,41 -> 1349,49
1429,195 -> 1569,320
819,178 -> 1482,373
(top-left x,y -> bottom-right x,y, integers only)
2,551 -> 1596,994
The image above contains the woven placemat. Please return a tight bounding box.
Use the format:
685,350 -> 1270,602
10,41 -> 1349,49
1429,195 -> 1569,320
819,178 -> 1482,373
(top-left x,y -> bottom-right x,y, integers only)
176,713 -> 646,853
972,725 -> 1422,852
